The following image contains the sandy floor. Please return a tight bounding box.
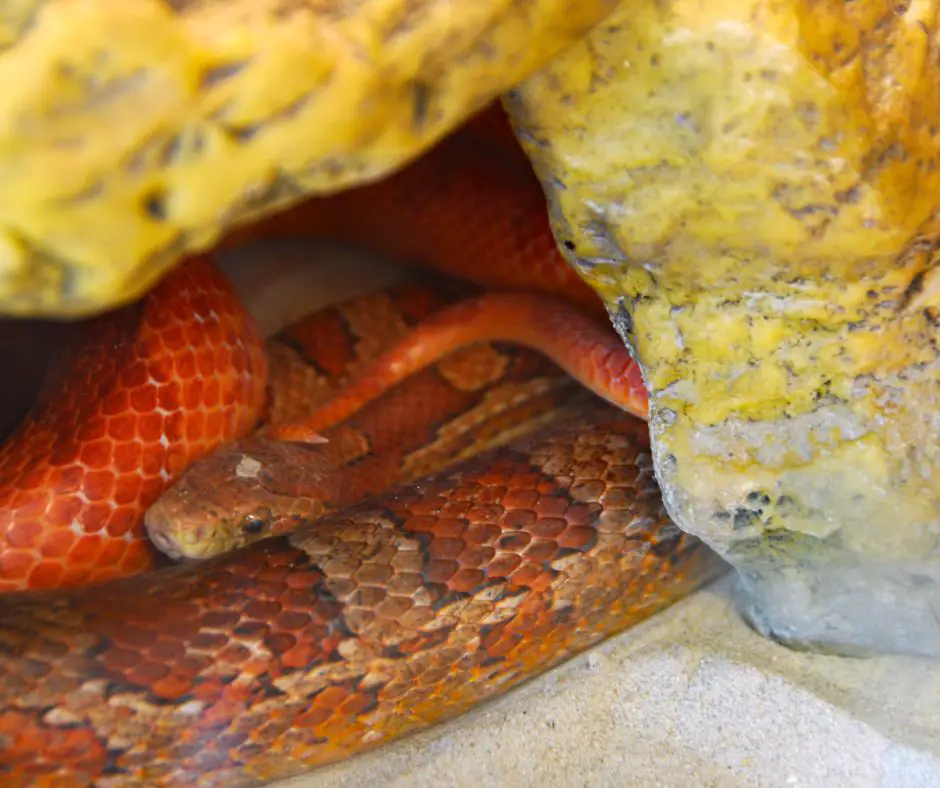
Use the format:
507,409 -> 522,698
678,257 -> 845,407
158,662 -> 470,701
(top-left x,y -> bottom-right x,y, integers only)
219,241 -> 940,788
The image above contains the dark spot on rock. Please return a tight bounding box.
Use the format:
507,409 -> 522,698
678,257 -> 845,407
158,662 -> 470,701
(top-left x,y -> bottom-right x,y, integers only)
835,186 -> 860,204
200,60 -> 248,89
900,270 -> 926,311
732,509 -> 757,530
143,190 -> 167,221
411,80 -> 431,130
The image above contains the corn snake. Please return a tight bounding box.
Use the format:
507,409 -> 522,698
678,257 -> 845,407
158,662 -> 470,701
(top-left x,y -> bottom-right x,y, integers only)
0,107 -> 726,786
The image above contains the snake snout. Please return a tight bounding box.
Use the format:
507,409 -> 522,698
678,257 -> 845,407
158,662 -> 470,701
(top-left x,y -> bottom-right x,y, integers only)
144,504 -> 187,561
144,493 -> 230,562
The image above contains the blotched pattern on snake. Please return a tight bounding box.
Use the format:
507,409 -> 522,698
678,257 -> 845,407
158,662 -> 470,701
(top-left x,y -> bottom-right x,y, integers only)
0,106 -> 726,786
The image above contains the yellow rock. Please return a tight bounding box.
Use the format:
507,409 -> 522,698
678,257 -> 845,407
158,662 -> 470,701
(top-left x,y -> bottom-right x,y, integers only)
0,0 -> 616,316
507,0 -> 940,655
4,0 -> 939,655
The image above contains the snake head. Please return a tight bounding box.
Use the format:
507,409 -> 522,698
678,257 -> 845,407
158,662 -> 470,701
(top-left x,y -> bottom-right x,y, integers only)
144,436 -> 333,562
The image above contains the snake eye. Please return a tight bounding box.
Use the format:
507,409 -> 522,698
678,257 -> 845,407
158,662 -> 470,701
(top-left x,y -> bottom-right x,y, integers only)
240,508 -> 273,536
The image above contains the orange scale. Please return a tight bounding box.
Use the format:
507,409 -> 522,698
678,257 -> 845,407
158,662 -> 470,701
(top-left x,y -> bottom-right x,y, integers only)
474,470 -> 512,487
311,685 -> 348,710
500,508 -> 537,529
203,318 -> 224,346
164,444 -> 189,477
508,562 -> 543,589
137,412 -> 164,443
76,416 -> 108,442
150,674 -> 196,702
161,325 -> 187,353
175,349 -> 198,380
138,475 -> 166,505
15,466 -> 49,493
163,411 -> 185,442
204,410 -> 224,442
530,516 -> 567,539
100,389 -> 131,416
457,544 -> 496,568
522,539 -> 558,563
150,638 -> 187,662
10,489 -> 51,518
294,707 -> 332,729
185,412 -> 206,442
68,534 -> 104,565
465,504 -> 504,523
112,442 -> 143,475
5,519 -> 43,549
97,538 -> 128,567
202,378 -> 221,408
122,360 -> 150,388
113,476 -> 144,508
46,495 -> 84,527
430,517 -> 468,539
139,445 -> 166,476
219,383 -> 237,408
535,479 -> 559,494
105,507 -> 138,538
51,465 -> 86,495
79,439 -> 113,471
533,495 -> 570,518
230,345 -> 248,374
450,567 -> 485,594
130,384 -> 158,413
464,522 -> 501,545
402,515 -> 437,533
428,537 -> 465,561
40,527 -> 77,558
135,330 -> 165,359
425,558 -> 459,584
184,321 -> 207,349
188,289 -> 212,316
27,560 -> 65,589
80,501 -> 114,533
183,378 -> 205,409
408,497 -> 446,517
82,470 -> 116,502
280,642 -> 323,670
507,472 -> 541,490
107,413 -> 137,441
119,542 -> 156,574
557,525 -> 597,550
503,490 -> 540,509
563,502 -> 598,526
145,301 -> 173,331
196,347 -> 217,378
147,352 -> 176,384
0,550 -> 37,580
214,346 -> 232,375
157,381 -> 182,411
17,458 -> 56,490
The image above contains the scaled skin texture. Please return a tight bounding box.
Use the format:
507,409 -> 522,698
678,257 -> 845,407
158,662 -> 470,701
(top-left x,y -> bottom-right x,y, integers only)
0,0 -> 617,316
507,0 -> 940,656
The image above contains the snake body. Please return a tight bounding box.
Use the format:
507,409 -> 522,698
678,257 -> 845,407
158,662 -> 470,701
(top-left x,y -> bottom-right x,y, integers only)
0,108 -> 726,785
0,257 -> 269,591
0,408 -> 723,787
145,278 -> 593,560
